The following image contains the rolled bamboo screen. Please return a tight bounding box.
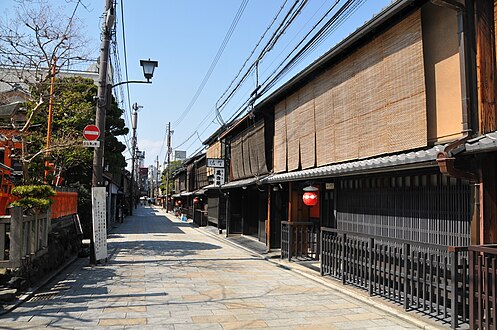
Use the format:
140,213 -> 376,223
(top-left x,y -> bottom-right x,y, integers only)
273,10 -> 426,173
230,121 -> 268,180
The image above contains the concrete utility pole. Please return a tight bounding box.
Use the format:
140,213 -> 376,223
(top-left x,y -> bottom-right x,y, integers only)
130,103 -> 142,215
165,122 -> 172,211
156,155 -> 159,199
90,0 -> 113,265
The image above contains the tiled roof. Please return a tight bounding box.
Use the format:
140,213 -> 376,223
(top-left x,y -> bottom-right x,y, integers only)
0,102 -> 23,118
262,145 -> 445,184
465,131 -> 497,153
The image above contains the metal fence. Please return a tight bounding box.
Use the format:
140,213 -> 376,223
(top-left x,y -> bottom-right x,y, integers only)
469,245 -> 497,330
321,228 -> 470,328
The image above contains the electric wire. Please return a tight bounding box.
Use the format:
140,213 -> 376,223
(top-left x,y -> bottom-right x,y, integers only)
172,0 -> 304,152
174,0 -> 366,156
214,0 -> 289,112
171,0 -> 249,128
214,0 -> 308,117
260,0 -> 362,95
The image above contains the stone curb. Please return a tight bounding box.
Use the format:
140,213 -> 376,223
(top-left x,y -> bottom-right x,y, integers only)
0,255 -> 78,316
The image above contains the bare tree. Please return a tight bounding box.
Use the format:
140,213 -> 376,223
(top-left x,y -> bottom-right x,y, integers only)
0,0 -> 92,182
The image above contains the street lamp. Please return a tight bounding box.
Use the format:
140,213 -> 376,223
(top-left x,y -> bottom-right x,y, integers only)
140,59 -> 158,82
112,59 -> 159,88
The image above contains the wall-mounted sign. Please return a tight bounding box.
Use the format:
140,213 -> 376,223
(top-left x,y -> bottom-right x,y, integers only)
214,168 -> 225,186
325,182 -> 335,190
207,158 -> 225,168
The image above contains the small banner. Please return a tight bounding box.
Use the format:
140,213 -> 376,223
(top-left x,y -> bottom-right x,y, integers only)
91,187 -> 107,261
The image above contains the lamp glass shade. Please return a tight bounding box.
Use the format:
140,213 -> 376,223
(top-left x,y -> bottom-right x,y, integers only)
303,191 -> 318,206
140,59 -> 158,80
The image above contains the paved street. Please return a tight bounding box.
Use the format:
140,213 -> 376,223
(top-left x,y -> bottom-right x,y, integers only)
0,206 -> 427,329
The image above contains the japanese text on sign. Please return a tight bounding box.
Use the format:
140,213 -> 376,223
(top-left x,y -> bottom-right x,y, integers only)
214,168 -> 225,186
207,158 -> 225,168
92,187 -> 107,261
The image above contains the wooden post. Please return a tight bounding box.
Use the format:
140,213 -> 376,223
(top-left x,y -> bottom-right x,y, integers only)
266,188 -> 271,252
403,242 -> 410,310
0,223 -> 5,260
369,238 -> 375,296
342,233 -> 347,284
451,249 -> 459,329
9,207 -> 23,267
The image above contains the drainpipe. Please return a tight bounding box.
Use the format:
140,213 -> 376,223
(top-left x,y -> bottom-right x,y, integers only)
432,0 -> 479,182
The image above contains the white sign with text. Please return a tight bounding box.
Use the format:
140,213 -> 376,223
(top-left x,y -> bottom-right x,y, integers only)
207,158 -> 225,168
213,168 -> 225,186
91,187 -> 107,261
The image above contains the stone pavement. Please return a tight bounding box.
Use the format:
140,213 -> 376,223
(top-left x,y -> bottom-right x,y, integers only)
0,205 -> 440,329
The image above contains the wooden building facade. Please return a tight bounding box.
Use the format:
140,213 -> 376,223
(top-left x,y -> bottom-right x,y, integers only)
171,0 -> 497,327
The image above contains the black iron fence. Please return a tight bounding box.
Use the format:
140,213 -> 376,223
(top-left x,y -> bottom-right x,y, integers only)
469,245 -> 497,330
320,228 -> 470,329
281,221 -> 319,261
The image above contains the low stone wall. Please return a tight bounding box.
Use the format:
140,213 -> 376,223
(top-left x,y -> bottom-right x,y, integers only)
0,214 -> 82,301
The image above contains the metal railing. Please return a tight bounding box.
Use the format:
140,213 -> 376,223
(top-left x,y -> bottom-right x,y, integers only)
281,221 -> 319,261
320,228 -> 469,328
469,245 -> 497,330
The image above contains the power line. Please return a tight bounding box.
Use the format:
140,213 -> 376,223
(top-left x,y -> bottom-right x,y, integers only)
172,0 -> 300,151
172,0 -> 249,127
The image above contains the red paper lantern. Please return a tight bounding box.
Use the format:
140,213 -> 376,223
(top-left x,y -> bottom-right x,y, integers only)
193,197 -> 199,204
302,191 -> 318,206
177,200 -> 182,205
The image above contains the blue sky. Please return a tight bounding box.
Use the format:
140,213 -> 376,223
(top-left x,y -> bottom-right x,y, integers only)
1,0 -> 393,168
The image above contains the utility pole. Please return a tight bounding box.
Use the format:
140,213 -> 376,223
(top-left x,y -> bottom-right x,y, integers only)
156,155 -> 159,199
130,103 -> 141,215
90,0 -> 113,265
165,122 -> 172,211
44,56 -> 57,183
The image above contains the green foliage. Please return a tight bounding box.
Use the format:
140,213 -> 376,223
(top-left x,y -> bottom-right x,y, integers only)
11,185 -> 56,198
10,197 -> 53,210
160,160 -> 183,193
10,185 -> 56,211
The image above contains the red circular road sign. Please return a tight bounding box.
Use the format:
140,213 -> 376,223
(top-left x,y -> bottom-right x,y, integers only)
83,125 -> 100,141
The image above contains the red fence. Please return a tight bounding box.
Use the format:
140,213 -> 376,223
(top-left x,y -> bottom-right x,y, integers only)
51,191 -> 78,219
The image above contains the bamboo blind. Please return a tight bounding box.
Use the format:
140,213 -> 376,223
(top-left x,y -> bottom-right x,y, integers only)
206,141 -> 222,176
273,10 -> 426,171
241,130 -> 251,178
230,121 -> 268,180
231,137 -> 243,180
286,93 -> 300,171
298,84 -> 316,169
274,101 -> 287,173
255,123 -> 267,174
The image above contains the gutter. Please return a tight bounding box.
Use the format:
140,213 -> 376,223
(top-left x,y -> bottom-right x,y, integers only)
434,0 -> 479,182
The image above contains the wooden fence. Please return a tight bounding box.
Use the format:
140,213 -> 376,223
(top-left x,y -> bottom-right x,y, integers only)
469,245 -> 497,330
281,221 -> 319,261
51,190 -> 78,219
320,228 -> 469,329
